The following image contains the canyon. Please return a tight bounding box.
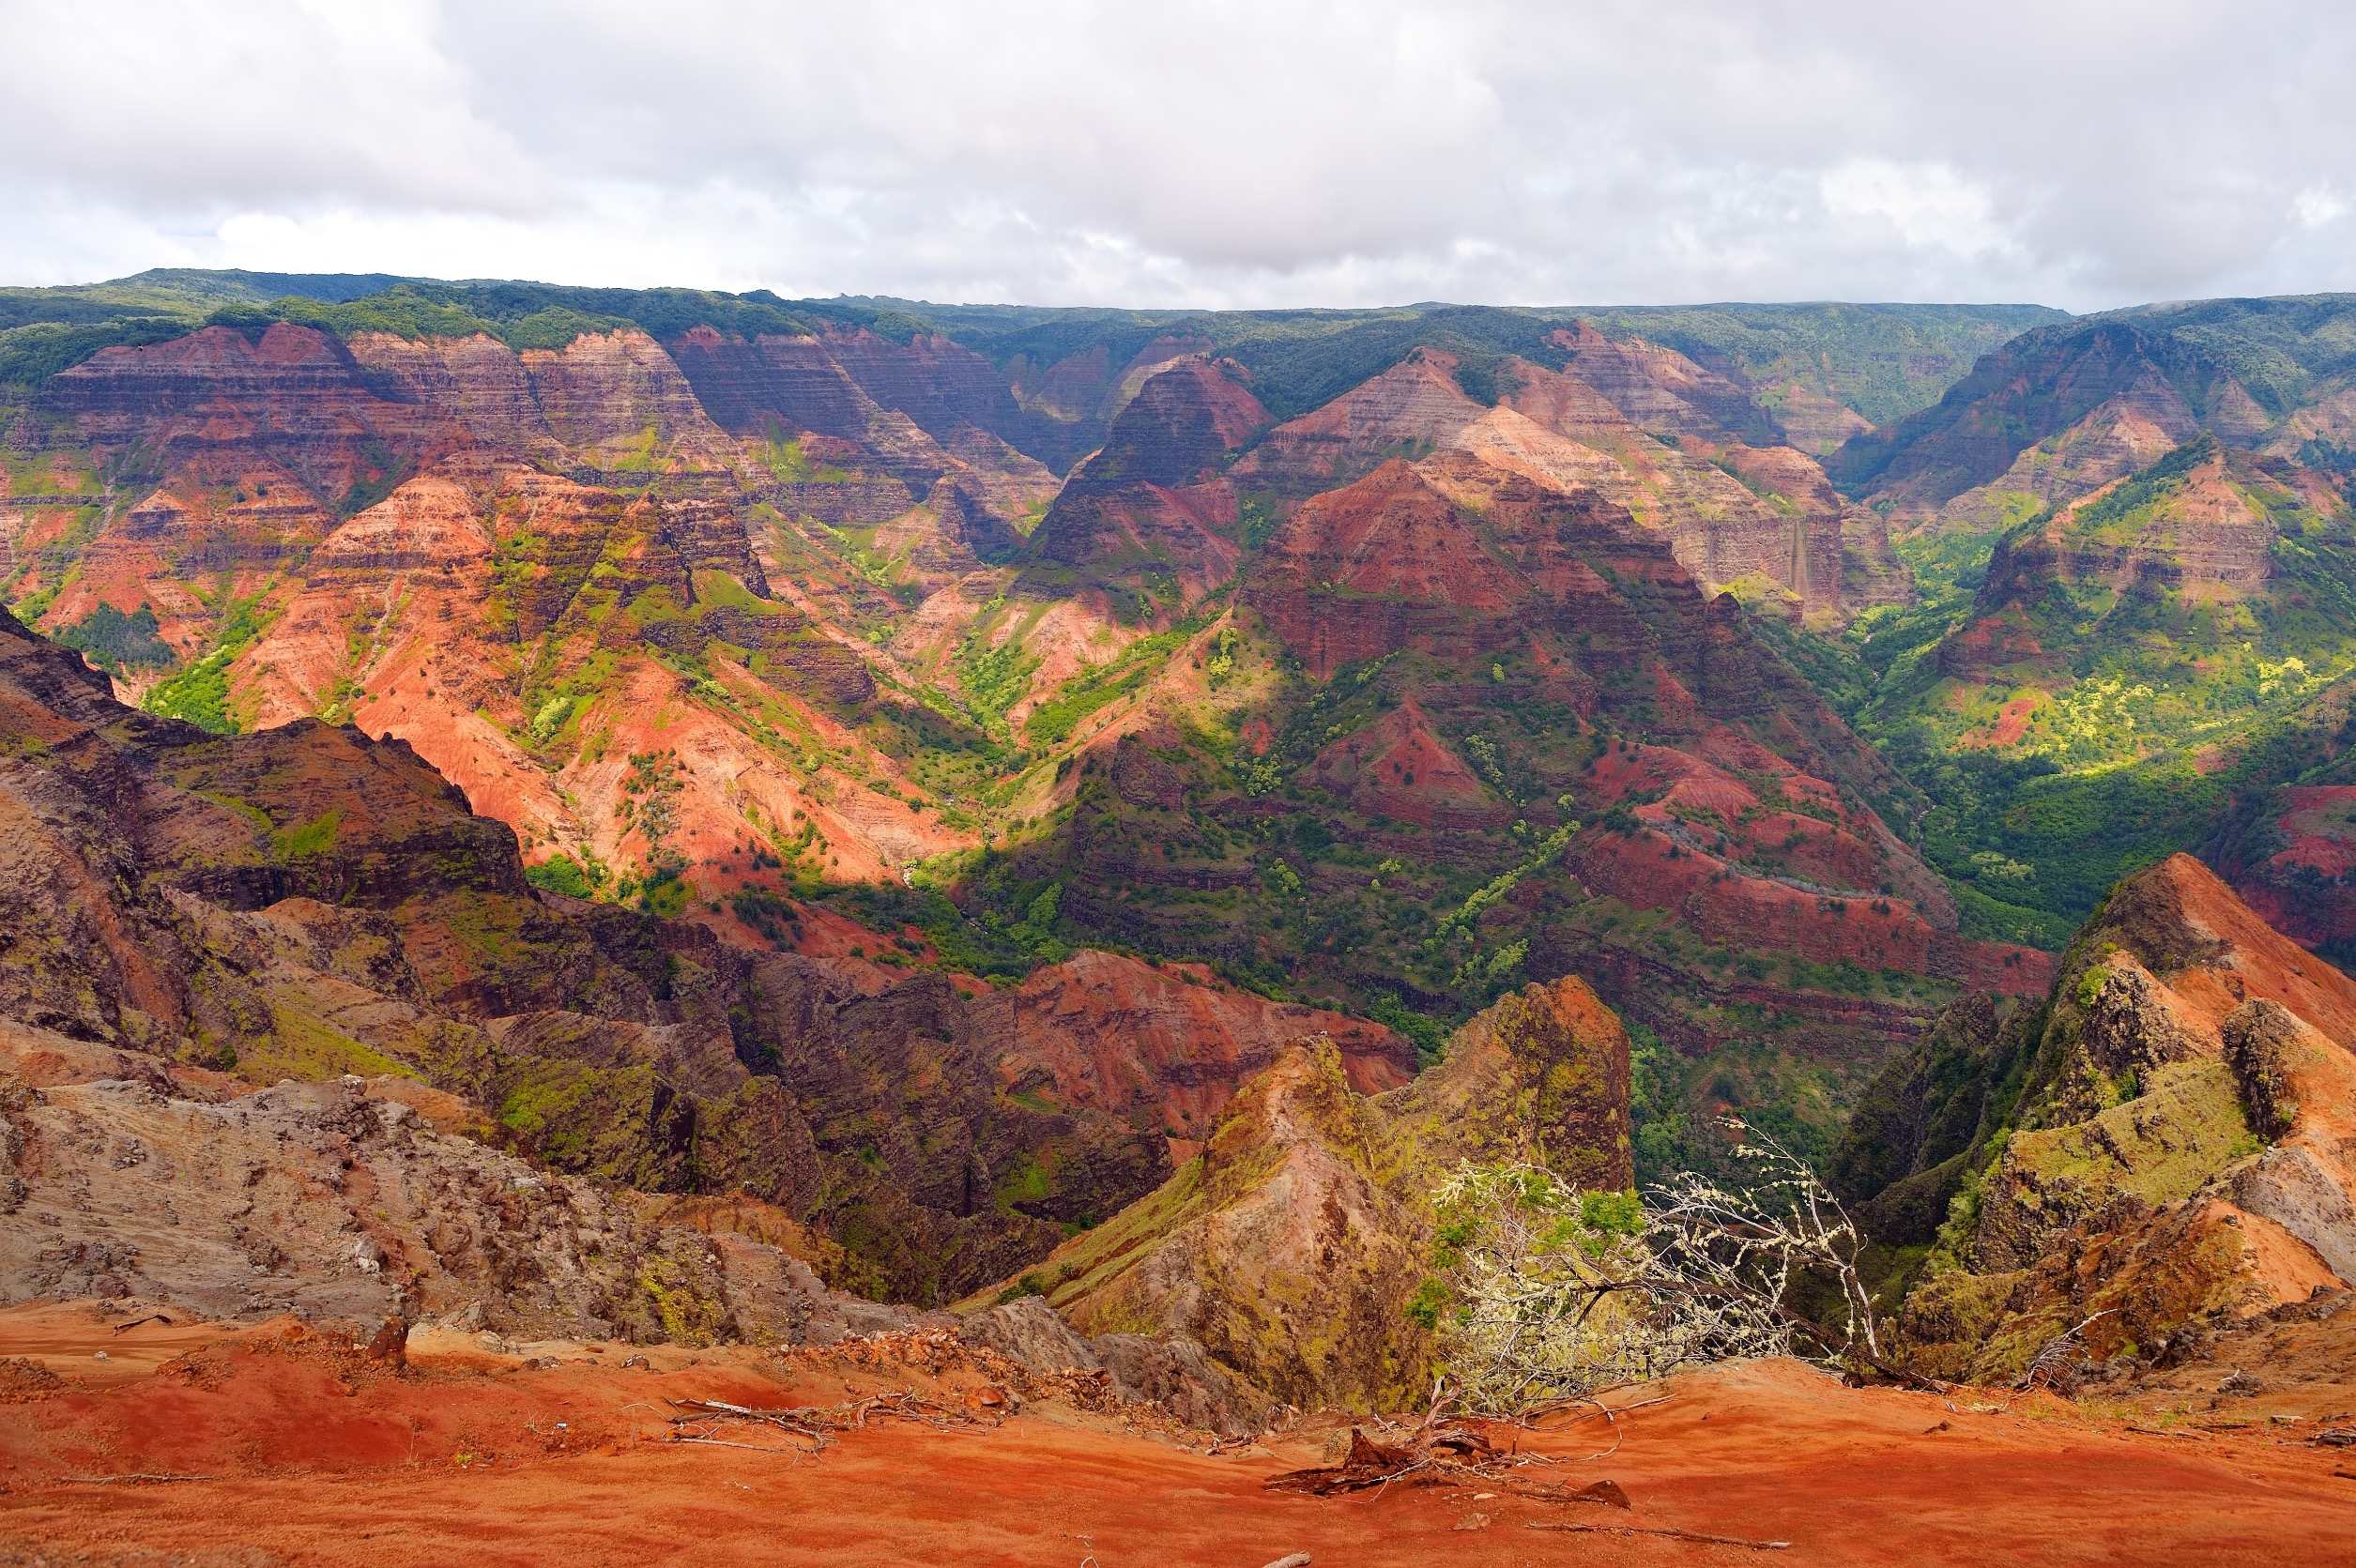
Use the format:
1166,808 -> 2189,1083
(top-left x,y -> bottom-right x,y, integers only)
0,278 -> 2068,1175
10,273 -> 2356,1562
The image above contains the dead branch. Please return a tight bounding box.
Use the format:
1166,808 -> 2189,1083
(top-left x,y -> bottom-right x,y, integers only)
663,1386 -> 1003,1458
1500,1477 -> 1632,1509
1526,1520 -> 1791,1549
2016,1310 -> 2113,1393
1515,1393 -> 1674,1427
109,1315 -> 174,1334
58,1473 -> 215,1484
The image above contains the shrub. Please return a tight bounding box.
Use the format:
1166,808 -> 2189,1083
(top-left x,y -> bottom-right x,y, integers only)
1430,1118 -> 1883,1412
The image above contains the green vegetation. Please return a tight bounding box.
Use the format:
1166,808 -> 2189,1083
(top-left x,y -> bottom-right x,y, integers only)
53,601 -> 173,675
236,993 -> 418,1088
140,587 -> 274,733
0,268 -> 811,388
272,810 -> 342,861
1024,617 -> 1210,748
815,296 -> 2057,427
814,878 -> 1058,980
952,618 -> 1039,739
526,852 -> 605,900
1783,437 -> 2356,941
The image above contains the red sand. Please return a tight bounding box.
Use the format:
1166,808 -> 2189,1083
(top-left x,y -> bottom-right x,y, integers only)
1,1306 -> 2349,1567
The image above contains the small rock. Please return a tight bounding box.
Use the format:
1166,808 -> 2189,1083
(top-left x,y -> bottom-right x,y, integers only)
364,1316 -> 408,1363
1453,1513 -> 1492,1531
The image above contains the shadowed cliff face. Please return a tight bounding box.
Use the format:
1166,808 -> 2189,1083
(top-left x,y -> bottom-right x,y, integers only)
1019,358 -> 1270,627
971,975 -> 1633,1413
1832,854 -> 2356,1383
0,601 -> 1425,1308
2210,775 -> 2356,967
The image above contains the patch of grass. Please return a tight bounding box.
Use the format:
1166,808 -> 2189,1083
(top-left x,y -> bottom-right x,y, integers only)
273,810 -> 342,860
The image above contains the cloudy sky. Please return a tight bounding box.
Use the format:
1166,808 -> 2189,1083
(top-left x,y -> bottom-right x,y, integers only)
4,0 -> 2352,311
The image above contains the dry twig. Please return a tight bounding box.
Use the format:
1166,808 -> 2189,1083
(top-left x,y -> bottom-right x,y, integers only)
1527,1519 -> 1790,1549
2016,1311 -> 2112,1393
663,1386 -> 1005,1459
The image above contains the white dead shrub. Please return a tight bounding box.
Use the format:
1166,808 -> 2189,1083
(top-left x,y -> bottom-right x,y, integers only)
1426,1119 -> 1884,1413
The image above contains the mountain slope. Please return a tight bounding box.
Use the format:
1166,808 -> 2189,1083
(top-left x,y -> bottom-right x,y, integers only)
960,449 -> 2044,1176
973,974 -> 1633,1411
0,600 -> 1415,1306
1832,854 -> 2356,1381
1803,297 -> 2356,951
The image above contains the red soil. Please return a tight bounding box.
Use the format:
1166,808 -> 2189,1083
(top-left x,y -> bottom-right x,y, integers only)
2134,853 -> 2356,1043
1937,613 -> 2046,680
2,1310 -> 2346,1567
1956,693 -> 2044,751
2263,785 -> 2356,880
1311,698 -> 1507,829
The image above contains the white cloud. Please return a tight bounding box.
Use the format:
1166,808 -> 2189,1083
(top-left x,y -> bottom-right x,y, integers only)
2293,186 -> 2350,232
2,0 -> 2354,309
1820,161 -> 2016,261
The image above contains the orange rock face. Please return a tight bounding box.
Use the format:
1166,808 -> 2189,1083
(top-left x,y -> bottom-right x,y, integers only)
1861,855 -> 2356,1380
1232,343 -> 1857,623
982,950 -> 1412,1142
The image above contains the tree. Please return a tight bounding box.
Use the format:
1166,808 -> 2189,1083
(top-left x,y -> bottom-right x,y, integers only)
1430,1118 -> 1884,1413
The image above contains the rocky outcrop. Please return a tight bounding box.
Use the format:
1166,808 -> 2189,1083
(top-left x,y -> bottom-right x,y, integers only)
1546,322 -> 1776,444
1230,344 -> 1853,620
662,325 -> 1064,519
956,1296 -> 1264,1432
976,950 -> 1411,1143
1372,974 -> 1634,1192
1837,854 -> 2356,1380
971,977 -> 1632,1412
0,1052 -> 864,1347
0,1021 -> 1265,1422
347,327 -> 742,479
1935,438 -> 2287,688
2222,999 -> 2356,1281
42,324 -> 458,502
1231,347 -> 1484,498
1243,454 -> 1923,844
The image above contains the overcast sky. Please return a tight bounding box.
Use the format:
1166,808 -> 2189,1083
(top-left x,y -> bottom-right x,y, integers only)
4,0 -> 2352,311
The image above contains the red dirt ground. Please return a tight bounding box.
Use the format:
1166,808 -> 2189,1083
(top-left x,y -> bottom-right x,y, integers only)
1,1305 -> 2349,1567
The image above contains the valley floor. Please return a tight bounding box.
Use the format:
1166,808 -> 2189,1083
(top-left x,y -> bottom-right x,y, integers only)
0,1306 -> 2348,1566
